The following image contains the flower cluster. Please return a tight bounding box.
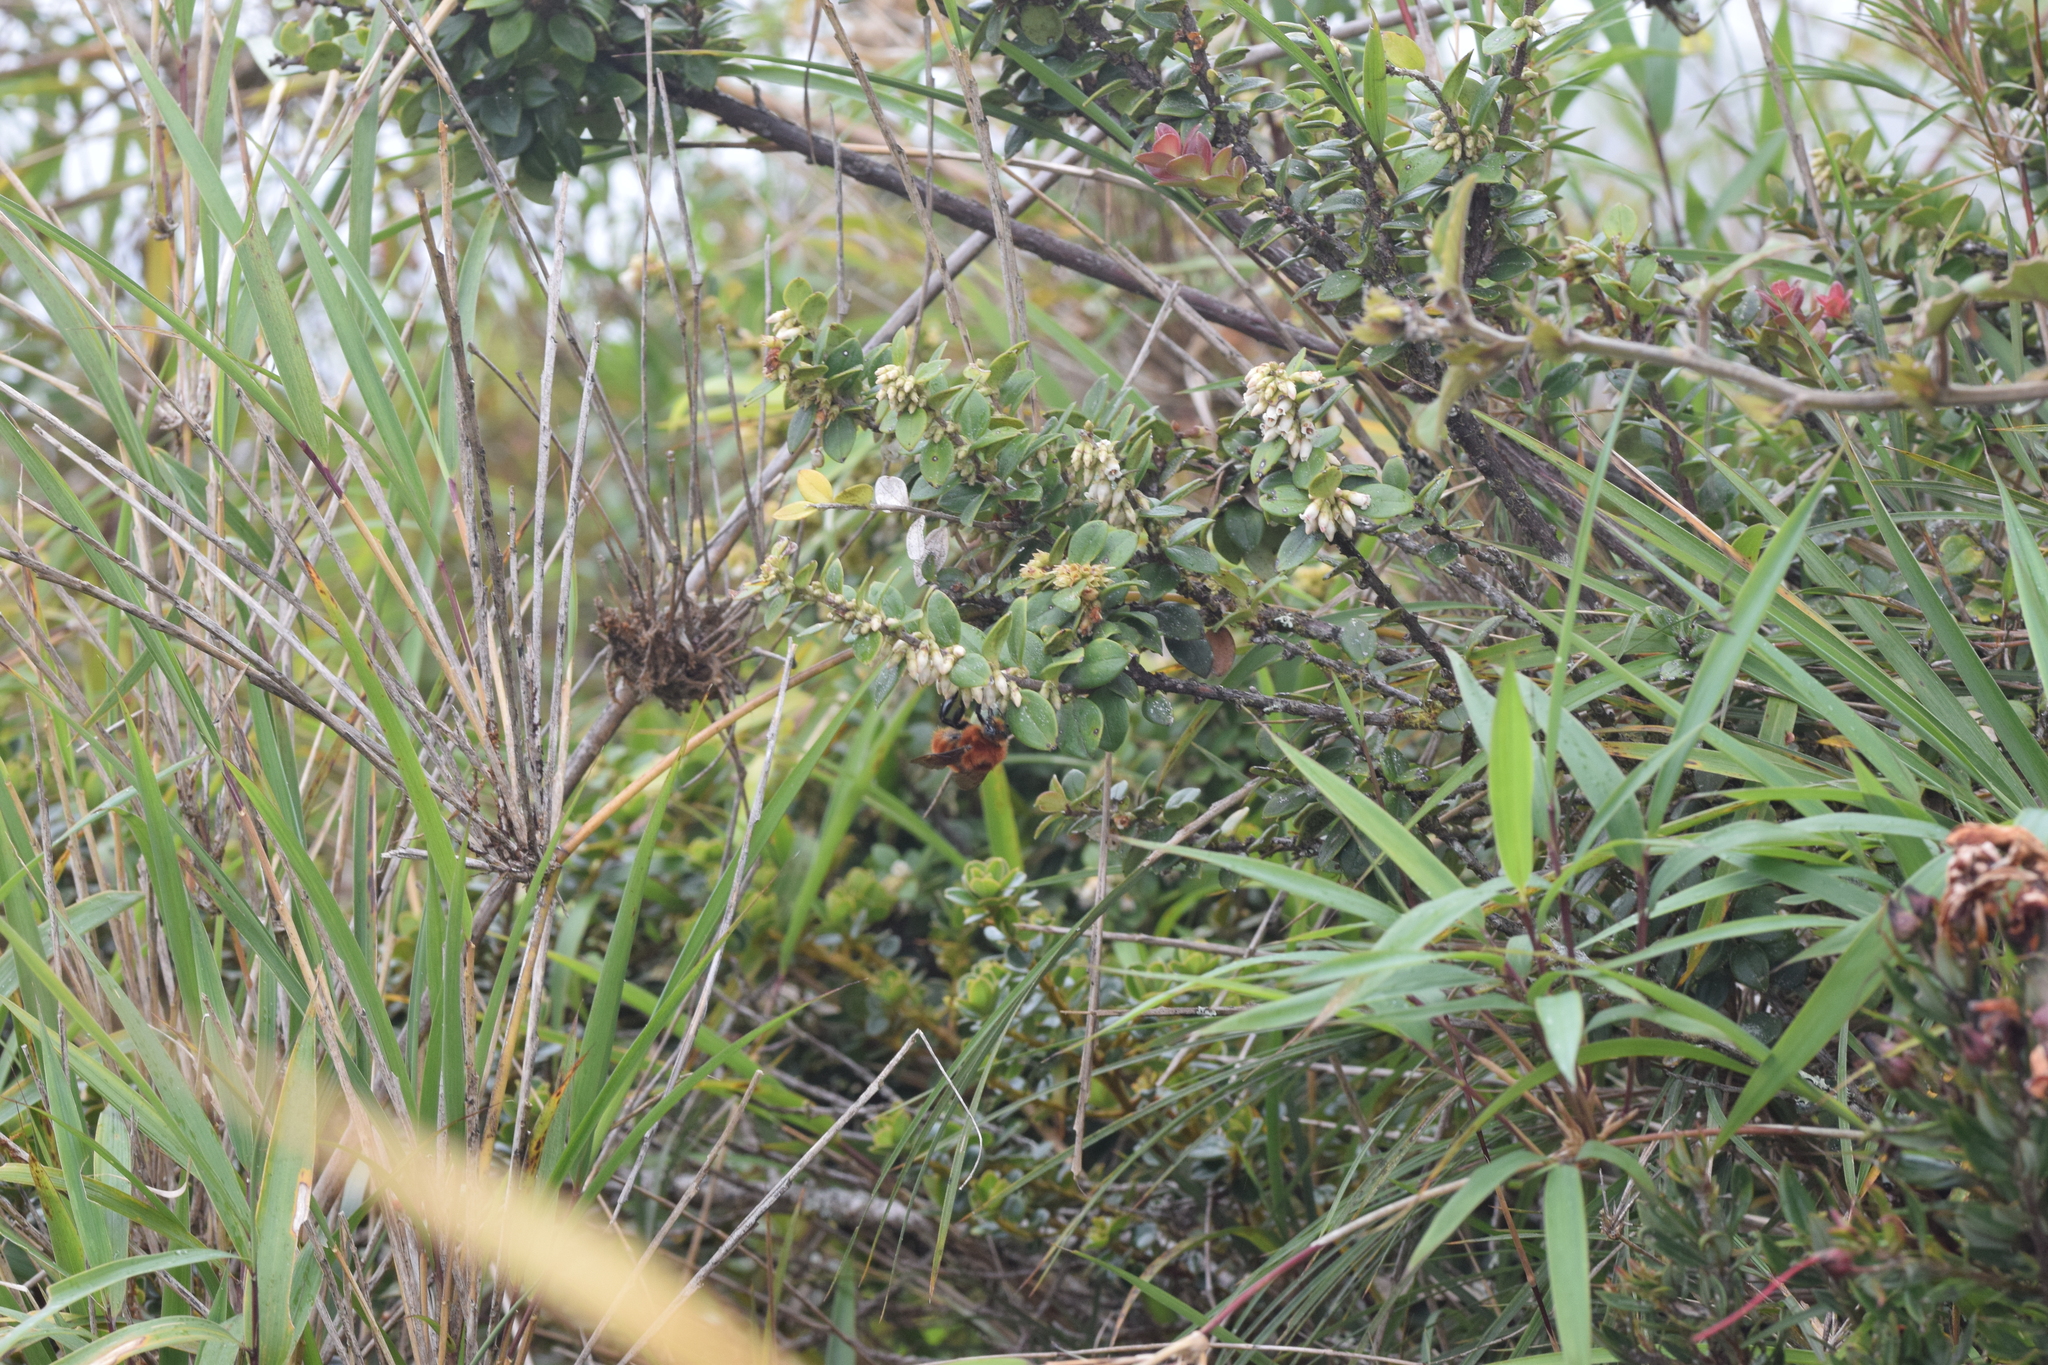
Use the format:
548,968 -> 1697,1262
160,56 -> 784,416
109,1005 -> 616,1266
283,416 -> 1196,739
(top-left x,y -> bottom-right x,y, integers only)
962,669 -> 1027,713
1808,134 -> 1873,195
762,308 -> 811,379
1242,362 -> 1329,462
900,638 -> 969,688
744,540 -> 899,637
1067,436 -> 1147,529
1017,554 -> 1113,595
874,362 -> 923,412
896,636 -> 1027,711
1302,487 -> 1374,541
845,605 -> 901,636
1069,436 -> 1122,499
1759,279 -> 1853,337
746,539 -> 1024,711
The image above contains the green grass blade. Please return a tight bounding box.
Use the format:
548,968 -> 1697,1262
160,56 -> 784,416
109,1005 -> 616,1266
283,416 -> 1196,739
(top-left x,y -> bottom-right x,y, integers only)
982,767 -> 1023,869
564,754 -> 685,1133
783,692 -> 910,969
1997,476 -> 2048,704
1848,458 -> 2048,800
1532,990 -> 1583,1087
124,725 -> 226,1035
255,1030 -> 317,1364
129,61 -> 329,459
1644,463 -> 1833,829
1715,910 -> 1887,1145
1121,839 -> 1398,926
0,1249 -> 234,1356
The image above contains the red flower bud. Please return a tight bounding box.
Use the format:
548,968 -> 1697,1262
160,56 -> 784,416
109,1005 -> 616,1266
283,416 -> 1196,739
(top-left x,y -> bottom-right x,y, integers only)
1960,1024 -> 2008,1067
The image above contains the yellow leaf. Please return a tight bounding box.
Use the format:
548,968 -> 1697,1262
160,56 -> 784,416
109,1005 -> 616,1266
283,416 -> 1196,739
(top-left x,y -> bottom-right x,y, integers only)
1713,381 -> 1789,429
1410,395 -> 1449,455
837,482 -> 875,506
771,501 -> 817,521
1877,355 -> 1938,413
1382,31 -> 1425,69
1351,288 -> 1409,346
796,468 -> 834,503
1679,893 -> 1730,986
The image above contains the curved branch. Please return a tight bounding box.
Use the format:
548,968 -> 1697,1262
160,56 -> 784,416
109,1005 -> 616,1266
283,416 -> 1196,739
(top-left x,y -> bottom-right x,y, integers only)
1447,309 -> 2048,416
678,86 -> 1332,358
1122,659 -> 1421,728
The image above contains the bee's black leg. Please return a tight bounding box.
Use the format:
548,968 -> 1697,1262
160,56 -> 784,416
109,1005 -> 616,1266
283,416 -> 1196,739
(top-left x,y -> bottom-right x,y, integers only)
938,693 -> 967,727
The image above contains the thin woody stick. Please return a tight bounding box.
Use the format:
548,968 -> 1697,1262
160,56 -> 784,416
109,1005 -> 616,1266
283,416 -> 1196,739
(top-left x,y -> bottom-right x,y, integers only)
555,649 -> 854,864
1072,756 -> 1113,1179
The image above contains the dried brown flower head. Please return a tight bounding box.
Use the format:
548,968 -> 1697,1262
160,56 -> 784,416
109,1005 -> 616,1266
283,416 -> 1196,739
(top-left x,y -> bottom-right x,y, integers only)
1937,823 -> 2048,954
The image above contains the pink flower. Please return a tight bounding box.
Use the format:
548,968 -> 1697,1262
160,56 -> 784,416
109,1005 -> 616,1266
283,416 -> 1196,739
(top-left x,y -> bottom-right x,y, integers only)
1757,279 -> 1852,337
1133,123 -> 1251,198
1761,279 -> 1807,316
1133,124 -> 1208,184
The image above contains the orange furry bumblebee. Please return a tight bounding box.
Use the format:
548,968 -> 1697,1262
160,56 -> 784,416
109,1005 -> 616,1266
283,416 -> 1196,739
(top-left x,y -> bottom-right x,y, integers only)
912,716 -> 1011,791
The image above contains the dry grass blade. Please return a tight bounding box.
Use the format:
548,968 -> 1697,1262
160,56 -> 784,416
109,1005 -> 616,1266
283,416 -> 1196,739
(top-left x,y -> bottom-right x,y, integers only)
360,1114 -> 787,1365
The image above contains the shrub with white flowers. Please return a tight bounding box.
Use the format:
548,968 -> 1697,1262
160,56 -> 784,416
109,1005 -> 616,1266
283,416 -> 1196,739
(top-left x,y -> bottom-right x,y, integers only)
1241,361 -> 1330,463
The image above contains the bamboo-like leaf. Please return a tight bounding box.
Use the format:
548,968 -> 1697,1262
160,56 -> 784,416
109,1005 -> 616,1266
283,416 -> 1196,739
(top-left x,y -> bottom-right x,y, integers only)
228,766 -> 412,1110
1998,478 -> 2048,704
1409,1152 -> 1545,1265
1542,1165 -> 1591,1365
1210,0 -> 1367,140
23,957 -> 257,1251
0,411 -> 216,742
0,891 -> 138,999
1122,839 -> 1398,926
0,216 -> 153,470
1269,735 -> 1462,900
276,168 -> 446,482
45,1316 -> 244,1365
288,205 -> 432,522
125,726 -> 225,1035
1532,990 -> 1583,1088
129,61 -> 330,458
299,568 -> 470,923
1497,418 -> 1998,805
1490,672 -> 1535,888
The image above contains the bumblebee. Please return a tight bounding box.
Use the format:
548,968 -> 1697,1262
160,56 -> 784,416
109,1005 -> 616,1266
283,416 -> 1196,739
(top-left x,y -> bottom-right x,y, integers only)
911,697 -> 1011,792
